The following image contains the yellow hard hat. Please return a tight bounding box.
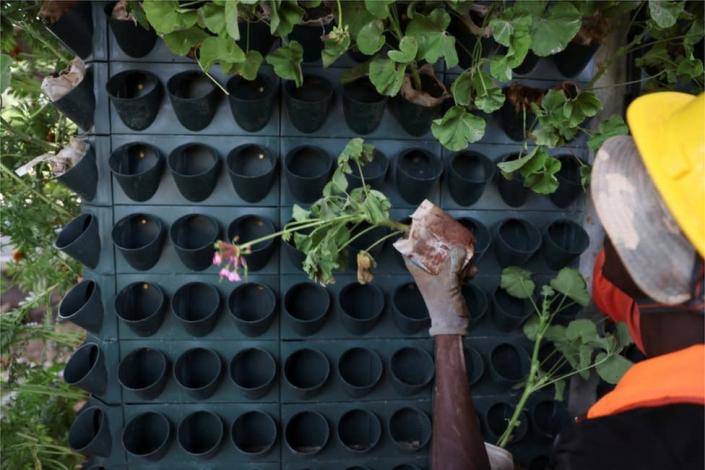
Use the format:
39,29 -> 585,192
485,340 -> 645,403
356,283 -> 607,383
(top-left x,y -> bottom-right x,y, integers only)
627,92 -> 705,257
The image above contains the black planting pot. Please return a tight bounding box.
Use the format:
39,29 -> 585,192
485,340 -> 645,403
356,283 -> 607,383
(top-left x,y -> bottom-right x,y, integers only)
284,348 -> 330,399
285,411 -> 330,456
109,142 -> 164,202
488,342 -> 530,384
105,2 -> 157,58
46,1 -> 93,59
112,213 -> 165,270
122,412 -> 172,461
174,347 -> 223,400
494,218 -> 541,267
232,410 -> 278,456
339,282 -> 385,335
177,411 -> 224,459
449,13 -> 498,69
106,70 -> 162,130
68,406 -> 112,457
171,282 -> 222,336
57,145 -> 97,201
448,151 -> 495,206
553,42 -> 600,78
395,148 -> 443,205
227,282 -> 277,337
514,51 -> 540,75
347,149 -> 388,190
284,282 -> 330,336
348,223 -> 387,263
226,74 -> 278,132
64,342 -> 106,395
531,400 -> 571,440
542,219 -> 589,270
226,144 -> 278,202
539,342 -> 572,376
457,217 -> 491,262
169,214 -> 220,271
464,346 -> 485,386
237,21 -> 276,55
229,347 -> 277,399
462,283 -> 489,327
492,287 -> 533,332
391,75 -> 445,137
282,218 -> 312,270
55,213 -> 100,269
284,145 -> 332,202
115,282 -> 167,336
343,77 -> 387,135
337,347 -> 383,398
58,280 -> 103,334
529,456 -> 550,470
549,155 -> 583,208
496,153 -> 529,207
389,346 -> 434,396
167,71 -> 221,131
118,347 -> 169,400
499,96 -> 538,142
388,407 -> 432,452
393,466 -> 423,470
227,215 -> 276,271
284,75 -> 334,133
52,67 -> 95,131
289,21 -> 332,63
337,409 -> 382,453
167,144 -> 221,202
392,283 -> 430,334
485,402 -> 528,444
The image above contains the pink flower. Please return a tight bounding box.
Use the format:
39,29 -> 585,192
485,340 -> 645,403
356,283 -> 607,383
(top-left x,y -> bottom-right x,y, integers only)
212,252 -> 222,265
219,268 -> 232,280
226,270 -> 241,282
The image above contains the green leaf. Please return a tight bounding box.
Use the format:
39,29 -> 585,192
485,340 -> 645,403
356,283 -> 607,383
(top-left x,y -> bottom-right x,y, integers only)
340,61 -> 370,84
266,41 -> 304,86
365,0 -> 394,19
406,8 -> 458,68
0,54 -> 12,94
291,204 -> 311,222
472,70 -> 505,113
162,28 -> 208,56
497,147 -> 536,176
578,344 -> 594,379
521,150 -> 561,194
566,319 -> 599,342
225,0 -> 240,40
269,0 -> 305,37
523,316 -> 540,340
648,0 -> 685,29
500,266 -> 535,299
595,353 -> 633,384
199,34 -> 246,71
357,19 -> 385,55
322,26 -> 351,67
387,36 -> 418,64
143,0 -> 198,34
450,71 -> 472,106
529,2 -> 582,56
580,165 -> 591,189
431,106 -> 486,151
200,3 -> 226,35
230,50 -> 263,80
550,268 -> 590,306
553,379 -> 566,401
489,55 -> 513,82
369,57 -> 405,96
361,190 -> 392,224
588,115 -> 629,152
343,1 -> 376,38
490,18 -> 514,47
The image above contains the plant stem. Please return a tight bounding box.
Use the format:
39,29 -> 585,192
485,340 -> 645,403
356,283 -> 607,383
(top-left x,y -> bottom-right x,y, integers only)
195,57 -> 230,95
408,61 -> 423,91
0,164 -> 71,217
379,218 -> 410,233
237,215 -> 357,251
365,229 -> 402,253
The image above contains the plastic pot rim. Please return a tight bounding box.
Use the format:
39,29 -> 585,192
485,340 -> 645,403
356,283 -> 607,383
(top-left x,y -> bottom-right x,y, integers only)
227,214 -> 276,253
392,283 -> 429,321
109,142 -> 163,178
171,282 -> 222,324
339,282 -> 385,321
347,149 -> 389,182
284,282 -> 331,323
336,409 -> 382,453
173,347 -> 223,392
283,75 -> 334,104
229,347 -> 277,390
226,144 -> 276,180
227,282 -> 277,322
106,69 -> 161,102
449,151 -> 496,183
166,70 -> 219,102
167,143 -> 220,178
64,342 -> 102,386
121,411 -> 171,458
544,218 -> 590,253
69,406 -> 108,452
114,282 -> 166,324
112,214 -> 164,252
492,288 -> 532,318
388,406 -> 432,450
58,279 -> 99,321
336,347 -> 383,390
342,79 -> 387,105
284,145 -> 333,180
226,73 -> 278,101
176,410 -> 224,457
169,214 -> 221,253
55,213 -> 96,249
231,410 -> 278,455
283,348 -> 331,391
465,346 -> 485,385
118,347 -> 168,392
389,347 -> 435,386
396,148 -> 443,182
284,410 -> 330,455
495,218 -> 542,254
488,342 -> 530,380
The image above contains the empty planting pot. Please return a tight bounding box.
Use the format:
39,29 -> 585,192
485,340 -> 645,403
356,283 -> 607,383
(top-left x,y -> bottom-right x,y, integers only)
284,75 -> 334,133
464,347 -> 485,386
226,74 -> 278,131
553,42 -> 599,78
169,214 -> 220,271
118,347 -> 169,399
174,347 -> 223,399
496,153 -> 529,207
284,282 -> 330,335
64,342 -> 106,395
115,282 -> 167,336
284,145 -> 332,202
462,283 -> 489,327
112,213 -> 165,270
227,282 -> 277,337
347,149 -> 388,190
236,21 -> 275,55
106,70 -> 162,130
122,412 -> 171,460
392,283 -> 430,334
392,76 -> 444,136
285,411 -> 330,455
227,215 -> 276,271
542,219 -> 589,270
390,347 -> 434,396
106,2 -> 157,58
488,342 -> 530,384
177,411 -> 224,459
485,402 -> 528,444
52,67 -> 95,131
229,347 -> 277,399
457,217 -> 491,262
388,407 -> 432,452
58,280 -> 103,334
45,1 -> 93,59
231,410 -> 278,456
57,145 -> 97,201
448,151 -> 495,206
172,282 -> 222,336
395,148 -> 443,205
226,144 -> 278,202
343,77 -> 387,135
167,144 -> 221,202
167,71 -> 221,131
499,93 -> 538,142
284,348 -> 330,399
337,347 -> 383,398
531,400 -> 570,440
68,406 -> 112,457
109,142 -> 164,202
549,155 -> 583,208
339,282 -> 385,335
55,213 -> 100,269
494,218 -> 541,267
337,409 -> 382,453
492,287 -> 533,332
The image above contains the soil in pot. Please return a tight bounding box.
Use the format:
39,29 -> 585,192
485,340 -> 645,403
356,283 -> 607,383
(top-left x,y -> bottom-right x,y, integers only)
106,70 -> 162,131
284,145 -> 332,202
112,213 -> 165,270
284,75 -> 334,133
43,1 -> 93,59
499,83 -> 544,142
393,73 -> 446,137
109,142 -> 164,202
395,148 -> 443,205
177,411 -> 224,458
388,407 -> 432,451
494,218 -> 541,266
227,215 -> 276,271
448,151 -> 495,206
237,21 -> 276,55
550,155 -> 583,208
488,342 -> 530,384
169,214 -> 220,271
167,71 -> 221,131
122,412 -> 171,460
346,149 -> 388,190
229,347 -> 277,399
343,77 -> 387,135
55,213 -> 100,269
462,283 -> 489,327
339,282 -> 385,335
226,144 -> 278,202
64,343 -> 106,395
457,217 -> 491,261
389,346 -> 434,396
105,2 -> 157,58
115,282 -> 166,336
542,219 -> 589,269
167,144 -> 221,202
285,411 -> 330,455
392,282 -> 430,334
485,402 -> 528,443
227,73 -> 278,131
496,153 -> 530,207
232,411 -> 278,456
553,14 -> 607,77
337,347 -> 383,398
171,282 -> 222,336
118,347 -> 169,399
283,348 -> 330,399
492,287 -> 533,332
174,347 -> 223,400
57,145 -> 97,201
337,409 -> 382,453
68,407 -> 111,457
228,282 -> 278,337
58,280 -> 103,334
